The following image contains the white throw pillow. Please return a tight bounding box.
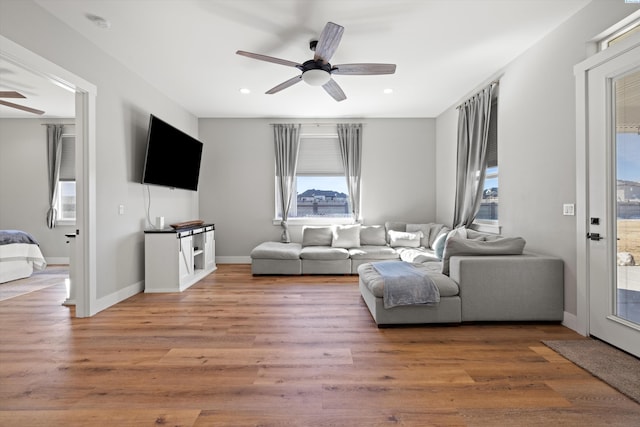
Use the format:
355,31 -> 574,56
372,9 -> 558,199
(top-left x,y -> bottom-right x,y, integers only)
332,224 -> 361,248
388,230 -> 423,248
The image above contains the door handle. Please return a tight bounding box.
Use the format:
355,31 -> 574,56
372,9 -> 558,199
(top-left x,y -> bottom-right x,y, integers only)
587,232 -> 604,241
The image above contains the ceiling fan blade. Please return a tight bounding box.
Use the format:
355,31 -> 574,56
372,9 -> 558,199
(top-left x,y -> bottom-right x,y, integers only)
266,75 -> 303,94
314,22 -> 344,63
322,79 -> 346,102
332,63 -> 397,75
0,100 -> 44,115
0,91 -> 26,98
236,50 -> 301,68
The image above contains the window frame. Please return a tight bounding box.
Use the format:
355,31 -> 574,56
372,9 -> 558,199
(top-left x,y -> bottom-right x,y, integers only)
273,126 -> 356,226
55,180 -> 76,225
473,94 -> 499,233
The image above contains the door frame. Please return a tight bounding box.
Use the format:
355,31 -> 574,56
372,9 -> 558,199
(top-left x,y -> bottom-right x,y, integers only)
575,30 -> 640,336
0,36 -> 98,317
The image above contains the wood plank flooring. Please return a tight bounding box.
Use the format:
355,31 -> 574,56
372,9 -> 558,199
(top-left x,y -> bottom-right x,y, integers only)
1,264 -> 639,426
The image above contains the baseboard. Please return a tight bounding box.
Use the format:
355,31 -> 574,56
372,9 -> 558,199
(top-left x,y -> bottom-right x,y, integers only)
94,280 -> 144,313
46,257 -> 69,265
216,256 -> 251,264
562,311 -> 582,334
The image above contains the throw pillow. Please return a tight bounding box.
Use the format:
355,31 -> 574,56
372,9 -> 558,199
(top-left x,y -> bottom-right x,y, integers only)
432,226 -> 452,259
388,230 -> 423,248
360,225 -> 387,246
332,224 -> 361,248
428,223 -> 445,248
302,226 -> 333,247
407,224 -> 431,248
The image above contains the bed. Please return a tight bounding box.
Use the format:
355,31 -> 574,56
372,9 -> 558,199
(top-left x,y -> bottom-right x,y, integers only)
0,230 -> 48,283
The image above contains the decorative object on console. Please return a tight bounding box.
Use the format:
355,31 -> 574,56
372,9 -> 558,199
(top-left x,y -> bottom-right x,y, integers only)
170,220 -> 205,229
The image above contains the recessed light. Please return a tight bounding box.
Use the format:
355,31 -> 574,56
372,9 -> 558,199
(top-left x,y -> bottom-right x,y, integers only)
85,13 -> 111,29
383,88 -> 393,94
239,88 -> 251,94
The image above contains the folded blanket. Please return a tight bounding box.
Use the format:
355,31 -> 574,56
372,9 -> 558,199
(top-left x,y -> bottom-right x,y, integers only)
0,230 -> 39,246
372,261 -> 440,309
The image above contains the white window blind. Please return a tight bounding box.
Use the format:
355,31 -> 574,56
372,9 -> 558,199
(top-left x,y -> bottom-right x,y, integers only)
296,137 -> 344,175
59,135 -> 75,181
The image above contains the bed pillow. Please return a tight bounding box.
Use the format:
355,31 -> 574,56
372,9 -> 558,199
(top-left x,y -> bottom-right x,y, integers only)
441,235 -> 527,275
388,230 -> 423,248
332,224 -> 361,248
360,225 -> 387,246
302,226 -> 333,247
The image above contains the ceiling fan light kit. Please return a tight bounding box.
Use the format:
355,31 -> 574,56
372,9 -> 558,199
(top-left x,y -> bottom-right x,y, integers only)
236,21 -> 396,102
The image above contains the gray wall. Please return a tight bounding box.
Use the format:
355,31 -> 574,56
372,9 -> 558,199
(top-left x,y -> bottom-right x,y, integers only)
198,118 -> 436,260
435,0 -> 640,316
0,119 -> 75,261
1,1 -> 199,300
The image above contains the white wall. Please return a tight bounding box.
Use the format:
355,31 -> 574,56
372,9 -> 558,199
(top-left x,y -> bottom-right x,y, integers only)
198,118 -> 436,261
435,0 -> 640,316
0,119 -> 75,261
1,1 -> 199,302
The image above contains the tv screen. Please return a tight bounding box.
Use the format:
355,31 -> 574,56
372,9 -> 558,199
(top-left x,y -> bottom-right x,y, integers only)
142,115 -> 203,191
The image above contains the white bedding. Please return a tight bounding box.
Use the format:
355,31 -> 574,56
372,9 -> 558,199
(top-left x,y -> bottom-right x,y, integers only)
0,243 -> 47,283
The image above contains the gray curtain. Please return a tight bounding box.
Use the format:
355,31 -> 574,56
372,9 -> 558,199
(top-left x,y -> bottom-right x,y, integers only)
453,84 -> 496,228
46,124 -> 64,229
337,123 -> 363,221
274,124 -> 301,243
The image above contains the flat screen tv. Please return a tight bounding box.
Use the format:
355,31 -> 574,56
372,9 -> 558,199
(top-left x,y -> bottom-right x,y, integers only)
142,114 -> 203,191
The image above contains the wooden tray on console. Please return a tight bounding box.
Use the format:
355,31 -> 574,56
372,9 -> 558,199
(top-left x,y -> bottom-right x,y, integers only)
170,220 -> 205,230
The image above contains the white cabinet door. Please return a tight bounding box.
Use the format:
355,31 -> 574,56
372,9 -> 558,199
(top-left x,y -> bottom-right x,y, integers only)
178,235 -> 193,286
204,230 -> 215,270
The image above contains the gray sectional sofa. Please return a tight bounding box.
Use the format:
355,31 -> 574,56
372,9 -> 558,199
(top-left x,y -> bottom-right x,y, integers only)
250,222 -> 564,326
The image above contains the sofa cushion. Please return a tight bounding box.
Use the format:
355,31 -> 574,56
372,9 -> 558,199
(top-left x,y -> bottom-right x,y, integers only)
407,224 -> 431,247
332,224 -> 361,248
349,245 -> 399,260
300,246 -> 350,260
302,226 -> 333,247
388,230 -> 423,248
441,235 -> 527,275
360,225 -> 387,246
396,247 -> 440,263
357,262 -> 459,298
250,242 -> 302,260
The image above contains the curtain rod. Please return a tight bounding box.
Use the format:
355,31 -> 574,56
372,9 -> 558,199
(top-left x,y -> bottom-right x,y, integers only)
456,80 -> 500,110
40,123 -> 75,126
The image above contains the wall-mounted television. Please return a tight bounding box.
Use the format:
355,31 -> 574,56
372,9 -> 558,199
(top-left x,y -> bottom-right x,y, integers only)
142,114 -> 203,191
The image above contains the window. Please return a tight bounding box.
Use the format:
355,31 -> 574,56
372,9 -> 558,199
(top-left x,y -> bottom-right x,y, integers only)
475,97 -> 498,223
56,135 -> 76,223
599,18 -> 640,51
275,126 -> 351,222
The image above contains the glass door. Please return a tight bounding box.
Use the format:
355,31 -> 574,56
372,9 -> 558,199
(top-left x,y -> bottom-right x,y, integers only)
615,69 -> 640,327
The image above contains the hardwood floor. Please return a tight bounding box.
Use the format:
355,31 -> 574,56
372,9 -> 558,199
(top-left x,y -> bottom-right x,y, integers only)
1,264 -> 639,426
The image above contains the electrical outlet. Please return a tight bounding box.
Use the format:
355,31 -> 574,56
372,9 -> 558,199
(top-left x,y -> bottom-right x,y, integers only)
563,203 -> 575,216
118,204 -> 124,215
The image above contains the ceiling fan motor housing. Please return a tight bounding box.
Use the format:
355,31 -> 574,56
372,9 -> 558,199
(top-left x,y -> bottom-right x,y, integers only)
299,60 -> 332,86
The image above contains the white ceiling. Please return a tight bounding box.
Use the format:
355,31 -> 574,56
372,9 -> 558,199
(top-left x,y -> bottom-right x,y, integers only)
2,0 -> 592,119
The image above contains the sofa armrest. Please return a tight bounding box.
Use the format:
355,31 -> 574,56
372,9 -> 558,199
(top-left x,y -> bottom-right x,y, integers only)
449,254 -> 564,322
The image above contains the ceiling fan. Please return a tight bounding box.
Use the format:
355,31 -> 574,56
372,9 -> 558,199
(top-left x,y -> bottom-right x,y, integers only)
0,91 -> 44,115
236,21 -> 396,102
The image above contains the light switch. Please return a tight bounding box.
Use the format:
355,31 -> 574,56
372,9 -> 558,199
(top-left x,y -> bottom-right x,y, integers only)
563,203 -> 575,216
118,204 -> 124,215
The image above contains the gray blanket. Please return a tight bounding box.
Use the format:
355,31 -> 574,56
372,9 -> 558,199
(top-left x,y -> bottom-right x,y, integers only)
372,261 -> 440,309
0,230 -> 39,246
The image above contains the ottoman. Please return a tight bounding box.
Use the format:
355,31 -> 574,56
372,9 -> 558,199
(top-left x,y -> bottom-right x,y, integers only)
357,262 -> 462,326
250,242 -> 302,275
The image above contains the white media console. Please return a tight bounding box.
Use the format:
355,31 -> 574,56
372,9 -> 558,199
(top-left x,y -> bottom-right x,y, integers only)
144,223 -> 216,293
